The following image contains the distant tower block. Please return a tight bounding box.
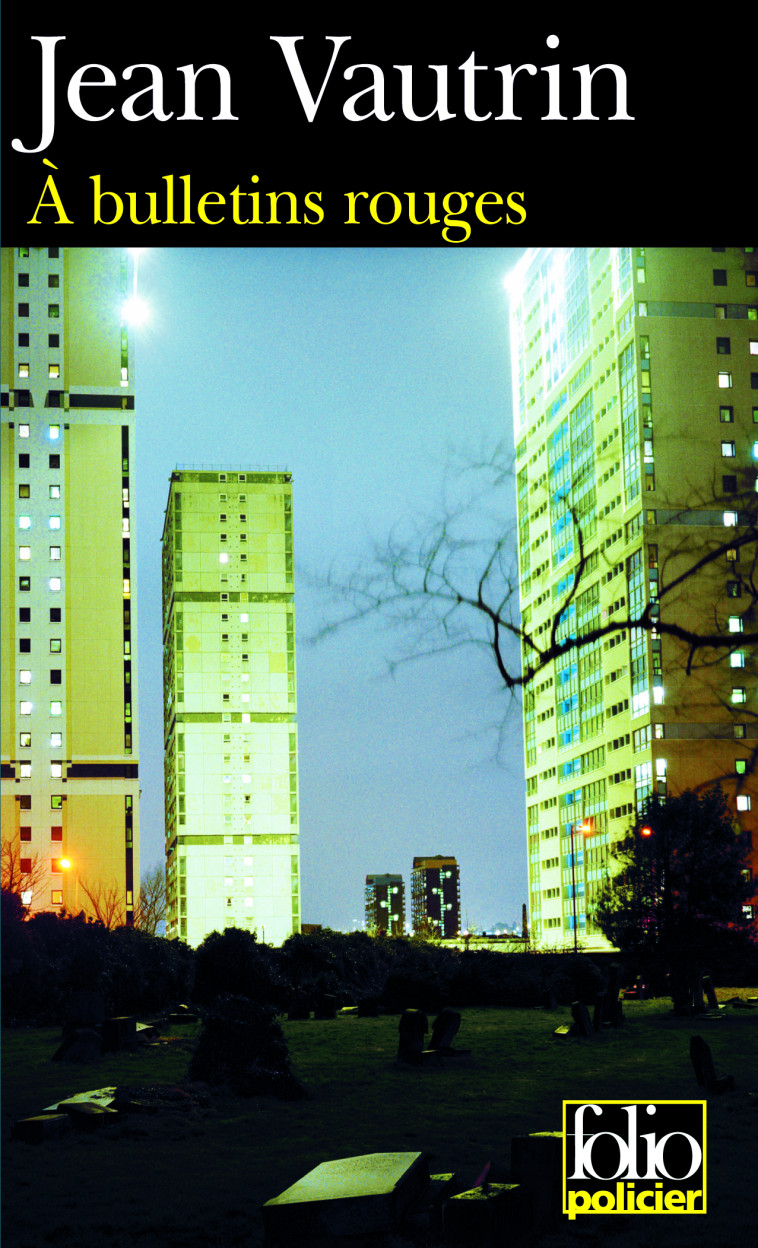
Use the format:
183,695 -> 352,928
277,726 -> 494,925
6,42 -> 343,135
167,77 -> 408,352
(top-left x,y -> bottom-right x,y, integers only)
411,856 -> 461,937
365,874 -> 406,935
162,468 -> 300,947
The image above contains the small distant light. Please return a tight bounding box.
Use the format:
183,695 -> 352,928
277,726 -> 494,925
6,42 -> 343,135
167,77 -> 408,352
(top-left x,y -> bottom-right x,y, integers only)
640,826 -> 653,837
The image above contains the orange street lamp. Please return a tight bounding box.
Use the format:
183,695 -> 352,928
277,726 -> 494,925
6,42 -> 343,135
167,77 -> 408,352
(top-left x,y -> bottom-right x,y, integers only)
570,820 -> 594,953
59,857 -> 79,910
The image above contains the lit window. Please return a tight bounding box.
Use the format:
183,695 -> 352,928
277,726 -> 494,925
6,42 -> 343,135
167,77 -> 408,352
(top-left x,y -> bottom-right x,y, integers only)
49,577 -> 61,591
50,701 -> 62,715
49,424 -> 60,439
718,372 -> 733,389
49,364 -> 60,379
240,613 -> 249,623
720,406 -> 734,422
19,516 -> 31,530
51,890 -> 63,906
721,441 -> 736,457
20,762 -> 32,778
50,732 -> 62,747
49,515 -> 61,529
729,616 -> 743,632
727,580 -> 742,598
50,546 -> 61,560
19,423 -> 30,438
20,701 -> 32,715
219,553 -> 229,564
50,762 -> 62,778
652,685 -> 664,705
19,670 -> 31,685
737,795 -> 751,811
731,687 -> 747,704
730,651 -> 746,667
18,546 -> 31,561
20,732 -> 31,747
723,511 -> 738,526
48,305 -> 59,318
18,363 -> 29,378
750,341 -> 758,356
49,484 -> 60,499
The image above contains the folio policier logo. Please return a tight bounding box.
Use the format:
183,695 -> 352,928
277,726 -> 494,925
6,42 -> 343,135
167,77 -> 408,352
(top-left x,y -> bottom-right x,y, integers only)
563,1100 -> 706,1220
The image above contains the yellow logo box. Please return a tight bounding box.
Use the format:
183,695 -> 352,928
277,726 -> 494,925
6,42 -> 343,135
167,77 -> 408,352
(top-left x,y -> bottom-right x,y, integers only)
562,1100 -> 706,1220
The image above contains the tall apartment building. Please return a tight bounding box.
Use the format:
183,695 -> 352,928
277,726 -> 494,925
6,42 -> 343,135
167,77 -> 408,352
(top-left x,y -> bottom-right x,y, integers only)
162,468 -> 300,946
1,247 -> 139,922
411,855 -> 461,937
509,247 -> 758,949
364,873 -> 406,935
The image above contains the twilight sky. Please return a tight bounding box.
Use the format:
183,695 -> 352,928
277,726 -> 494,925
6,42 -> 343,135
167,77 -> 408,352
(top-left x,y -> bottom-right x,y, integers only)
133,247 -> 527,932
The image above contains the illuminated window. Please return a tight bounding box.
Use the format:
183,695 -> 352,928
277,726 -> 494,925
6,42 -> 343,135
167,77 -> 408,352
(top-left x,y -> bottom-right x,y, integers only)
731,687 -> 747,704
51,762 -> 62,778
721,441 -> 736,457
19,670 -> 31,685
730,651 -> 746,667
750,341 -> 758,356
49,577 -> 61,591
18,363 -> 29,378
20,732 -> 31,747
735,760 -> 747,775
718,373 -> 733,389
736,795 -> 752,811
723,511 -> 738,526
19,484 -> 30,499
19,576 -> 31,591
18,546 -> 31,561
48,305 -> 59,318
20,762 -> 32,778
50,701 -> 62,715
729,616 -> 743,634
50,546 -> 61,561
51,890 -> 63,906
49,423 -> 60,438
49,515 -> 61,529
20,701 -> 32,715
19,516 -> 31,530
49,364 -> 60,379
50,732 -> 62,747
652,685 -> 664,705
219,553 -> 229,564
727,580 -> 742,597
49,484 -> 60,499
19,423 -> 30,438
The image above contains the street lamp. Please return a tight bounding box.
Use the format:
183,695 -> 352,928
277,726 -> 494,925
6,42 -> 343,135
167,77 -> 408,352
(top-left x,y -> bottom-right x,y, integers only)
569,820 -> 593,953
59,857 -> 79,911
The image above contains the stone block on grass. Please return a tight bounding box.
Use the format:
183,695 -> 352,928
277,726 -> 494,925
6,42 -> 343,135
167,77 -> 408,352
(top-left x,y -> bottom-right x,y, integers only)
511,1131 -> 563,1231
101,1015 -> 137,1052
443,1182 -> 530,1247
397,1008 -> 428,1065
262,1151 -> 428,1243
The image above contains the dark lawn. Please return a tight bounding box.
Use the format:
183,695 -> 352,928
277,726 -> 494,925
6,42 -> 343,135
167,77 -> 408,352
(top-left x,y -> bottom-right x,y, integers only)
2,1002 -> 757,1247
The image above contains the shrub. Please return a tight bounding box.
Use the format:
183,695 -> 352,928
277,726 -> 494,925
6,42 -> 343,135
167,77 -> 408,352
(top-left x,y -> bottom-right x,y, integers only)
188,995 -> 306,1098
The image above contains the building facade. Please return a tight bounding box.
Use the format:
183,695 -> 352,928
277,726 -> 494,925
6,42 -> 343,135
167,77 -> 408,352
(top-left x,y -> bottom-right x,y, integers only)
509,246 -> 758,949
162,468 -> 300,946
411,855 -> 461,937
1,246 -> 139,922
364,873 -> 406,935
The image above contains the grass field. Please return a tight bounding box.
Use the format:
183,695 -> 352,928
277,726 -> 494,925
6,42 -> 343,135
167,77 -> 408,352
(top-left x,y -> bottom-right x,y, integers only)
2,1000 -> 757,1247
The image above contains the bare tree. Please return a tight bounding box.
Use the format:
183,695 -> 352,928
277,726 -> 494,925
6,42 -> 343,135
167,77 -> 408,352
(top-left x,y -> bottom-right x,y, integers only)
1,838 -> 47,912
316,445 -> 758,697
77,878 -> 126,929
133,862 -> 167,935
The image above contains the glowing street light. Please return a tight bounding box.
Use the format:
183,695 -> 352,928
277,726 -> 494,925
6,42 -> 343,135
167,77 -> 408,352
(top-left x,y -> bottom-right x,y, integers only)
59,857 -> 79,910
570,819 -> 593,953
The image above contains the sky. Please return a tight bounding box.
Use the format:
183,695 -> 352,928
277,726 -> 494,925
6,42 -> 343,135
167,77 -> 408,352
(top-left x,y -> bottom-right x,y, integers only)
133,247 -> 528,932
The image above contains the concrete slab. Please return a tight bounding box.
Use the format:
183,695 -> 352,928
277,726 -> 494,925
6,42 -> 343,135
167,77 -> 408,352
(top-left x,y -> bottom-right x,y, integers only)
262,1151 -> 428,1242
